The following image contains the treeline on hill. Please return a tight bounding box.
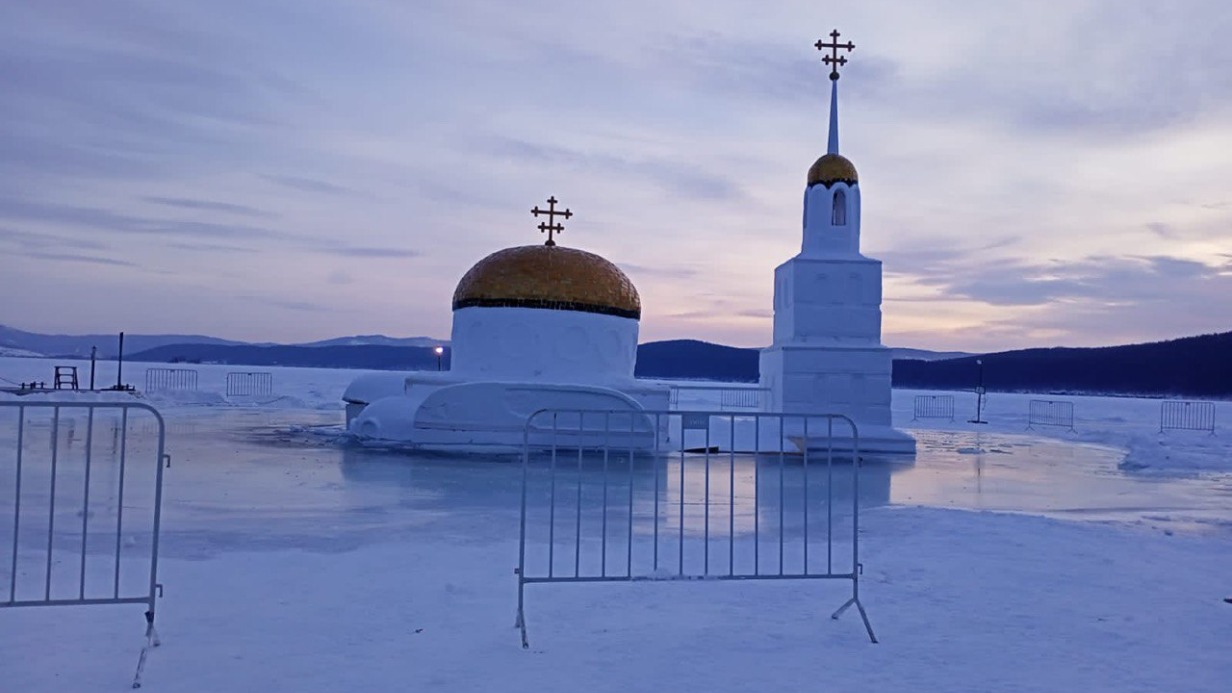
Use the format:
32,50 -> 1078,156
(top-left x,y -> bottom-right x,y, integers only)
127,344 -> 450,371
894,331 -> 1232,398
633,340 -> 760,381
125,332 -> 1232,397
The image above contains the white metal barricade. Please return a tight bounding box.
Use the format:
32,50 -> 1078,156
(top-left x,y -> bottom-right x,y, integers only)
144,368 -> 198,393
912,394 -> 955,421
1027,399 -> 1075,431
225,371 -> 274,397
1160,400 -> 1215,434
515,409 -> 876,649
668,385 -> 769,411
1,401 -> 169,688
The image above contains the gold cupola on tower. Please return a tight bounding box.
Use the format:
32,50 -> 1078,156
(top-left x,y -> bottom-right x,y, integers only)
807,153 -> 858,188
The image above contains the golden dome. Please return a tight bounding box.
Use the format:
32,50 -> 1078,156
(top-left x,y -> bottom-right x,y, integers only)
452,245 -> 641,319
807,153 -> 858,187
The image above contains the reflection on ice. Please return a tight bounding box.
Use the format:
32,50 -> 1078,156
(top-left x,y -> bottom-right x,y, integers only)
26,408 -> 1224,561
891,430 -> 1232,529
515,450 -> 890,579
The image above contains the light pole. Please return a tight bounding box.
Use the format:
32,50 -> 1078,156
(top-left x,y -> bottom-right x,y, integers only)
434,346 -> 444,371
969,358 -> 987,424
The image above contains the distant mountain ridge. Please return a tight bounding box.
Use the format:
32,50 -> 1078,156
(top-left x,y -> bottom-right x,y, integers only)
5,324 -> 1227,397
0,325 -> 444,357
127,343 -> 449,371
0,325 -> 246,358
296,335 -> 446,348
893,331 -> 1232,398
0,325 -> 953,361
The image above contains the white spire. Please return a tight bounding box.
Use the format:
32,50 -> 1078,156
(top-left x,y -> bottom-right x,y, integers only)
827,78 -> 839,154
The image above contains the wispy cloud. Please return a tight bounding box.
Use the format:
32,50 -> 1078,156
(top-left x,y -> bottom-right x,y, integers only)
260,175 -> 356,197
483,137 -> 744,201
0,197 -> 291,241
620,262 -> 700,280
143,196 -> 275,218
237,295 -> 334,313
24,252 -> 138,268
1146,223 -> 1178,240
0,227 -> 108,251
325,246 -> 423,259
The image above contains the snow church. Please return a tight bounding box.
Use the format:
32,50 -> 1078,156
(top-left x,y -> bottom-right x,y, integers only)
343,197 -> 671,449
343,36 -> 914,456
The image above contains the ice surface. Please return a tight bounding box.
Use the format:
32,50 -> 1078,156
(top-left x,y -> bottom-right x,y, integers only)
1,357 -> 1230,691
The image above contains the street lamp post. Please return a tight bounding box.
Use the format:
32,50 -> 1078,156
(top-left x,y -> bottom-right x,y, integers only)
434,346 -> 444,371
969,358 -> 988,424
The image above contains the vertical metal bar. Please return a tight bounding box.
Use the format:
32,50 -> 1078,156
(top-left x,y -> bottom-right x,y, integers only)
719,411 -> 729,574
703,419 -> 710,576
678,424 -> 685,575
146,407 -> 168,616
517,411 -> 532,625
627,414 -> 634,578
80,408 -> 95,599
548,413 -> 557,579
803,416 -> 809,575
113,408 -> 128,598
601,412 -> 609,577
574,413 -> 583,578
850,419 -> 861,603
653,413 -> 660,572
9,406 -> 24,603
827,416 -> 834,574
778,415 -> 785,576
45,407 -> 61,600
753,413 -> 760,577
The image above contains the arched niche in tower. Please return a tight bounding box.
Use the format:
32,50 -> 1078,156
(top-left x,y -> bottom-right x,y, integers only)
832,188 -> 847,226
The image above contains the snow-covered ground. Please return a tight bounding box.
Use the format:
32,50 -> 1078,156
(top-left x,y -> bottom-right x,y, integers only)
1,356 -> 1229,691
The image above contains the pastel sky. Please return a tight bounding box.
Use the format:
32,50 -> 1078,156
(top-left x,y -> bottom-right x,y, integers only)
2,0 -> 1230,352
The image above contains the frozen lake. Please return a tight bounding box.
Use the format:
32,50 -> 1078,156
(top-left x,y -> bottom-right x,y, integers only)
123,408 -> 1232,556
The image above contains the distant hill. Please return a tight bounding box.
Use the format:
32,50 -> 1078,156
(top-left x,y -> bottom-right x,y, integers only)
890,347 -> 972,362
0,346 -> 44,358
126,343 -> 450,371
295,334 -> 446,348
124,339 -> 755,377
0,325 -> 246,358
0,325 -> 444,359
894,331 -> 1232,397
9,323 -> 1229,397
634,340 -> 759,381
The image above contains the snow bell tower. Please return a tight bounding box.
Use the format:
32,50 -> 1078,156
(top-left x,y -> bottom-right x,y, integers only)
759,31 -> 915,455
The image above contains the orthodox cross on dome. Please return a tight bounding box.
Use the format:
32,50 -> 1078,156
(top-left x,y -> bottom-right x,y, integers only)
532,195 -> 572,247
815,29 -> 854,81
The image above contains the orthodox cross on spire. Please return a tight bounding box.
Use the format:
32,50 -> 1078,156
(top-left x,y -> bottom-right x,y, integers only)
815,29 -> 855,81
531,196 -> 572,246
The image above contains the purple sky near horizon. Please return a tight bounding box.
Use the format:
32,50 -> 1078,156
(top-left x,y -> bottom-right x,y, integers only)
2,0 -> 1230,351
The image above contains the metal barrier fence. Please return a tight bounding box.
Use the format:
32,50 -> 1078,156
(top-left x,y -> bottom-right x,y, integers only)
1160,400 -> 1216,434
1,401 -> 168,687
516,409 -> 875,649
225,371 -> 274,397
912,394 -> 955,421
144,367 -> 198,393
668,385 -> 769,411
1027,399 -> 1075,431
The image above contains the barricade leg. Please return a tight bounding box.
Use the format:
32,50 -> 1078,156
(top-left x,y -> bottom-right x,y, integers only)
831,591 -> 878,644
515,578 -> 530,649
132,610 -> 161,688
